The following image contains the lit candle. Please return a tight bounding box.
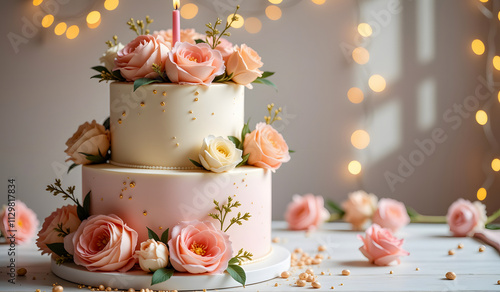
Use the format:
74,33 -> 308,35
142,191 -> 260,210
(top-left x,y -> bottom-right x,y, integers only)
172,0 -> 180,46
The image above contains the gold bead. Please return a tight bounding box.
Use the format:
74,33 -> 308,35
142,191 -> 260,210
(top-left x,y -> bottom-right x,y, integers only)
296,280 -> 306,287
446,271 -> 456,280
448,249 -> 455,255
140,102 -> 145,107
416,267 -> 420,271
194,97 -> 199,101
192,117 -> 197,120
280,271 -> 290,278
390,270 -> 394,274
189,110 -> 193,114
299,273 -> 308,280
130,182 -> 136,188
176,143 -> 180,147
305,268 -> 314,275
318,245 -> 327,252
212,112 -> 215,115
153,90 -> 157,94
342,269 -> 350,276
118,119 -> 122,124
160,101 -> 165,106
162,91 -> 166,96
458,243 -> 464,249
162,110 -> 165,112
17,268 -> 27,276
52,286 -> 64,292
128,196 -> 132,200
159,226 -> 163,230
306,275 -> 315,282
479,245 -> 486,252
272,237 -> 280,243
312,281 -> 321,289
122,111 -> 126,116
194,91 -> 199,96
119,194 -> 123,199
143,211 -> 147,216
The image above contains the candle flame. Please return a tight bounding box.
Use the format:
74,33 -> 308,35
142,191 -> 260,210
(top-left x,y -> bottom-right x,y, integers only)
173,0 -> 180,10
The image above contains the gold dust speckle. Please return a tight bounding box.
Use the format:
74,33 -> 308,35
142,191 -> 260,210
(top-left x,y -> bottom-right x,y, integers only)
194,97 -> 199,102
160,101 -> 165,106
162,91 -> 167,96
192,117 -> 197,120
212,112 -> 215,115
128,196 -> 132,200
143,211 -> 147,216
140,102 -> 145,107
173,136 -> 177,139
234,183 -> 236,185
163,110 -> 166,112
100,198 -> 103,201
119,194 -> 123,199
194,91 -> 199,96
130,182 -> 136,188
153,90 -> 157,94
122,112 -> 126,116
189,110 -> 193,114
176,143 -> 180,147
123,182 -> 126,185
246,184 -> 248,187
159,226 -> 163,230
118,119 -> 122,124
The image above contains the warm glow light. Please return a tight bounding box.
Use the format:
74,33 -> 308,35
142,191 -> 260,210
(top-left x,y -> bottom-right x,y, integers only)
228,13 -> 244,28
104,0 -> 119,11
471,39 -> 485,55
352,47 -> 370,64
493,56 -> 500,71
245,17 -> 262,34
173,0 -> 180,10
269,0 -> 283,3
477,187 -> 487,201
312,0 -> 326,4
86,11 -> 101,25
88,18 -> 101,29
265,5 -> 282,20
54,22 -> 67,36
180,3 -> 198,19
479,0 -> 488,3
66,25 -> 79,39
351,130 -> 370,149
498,10 -> 500,21
41,14 -> 54,28
358,23 -> 373,37
33,0 -> 43,6
347,87 -> 364,104
491,158 -> 500,172
368,74 -> 386,92
476,110 -> 488,125
498,91 -> 500,103
348,160 -> 362,175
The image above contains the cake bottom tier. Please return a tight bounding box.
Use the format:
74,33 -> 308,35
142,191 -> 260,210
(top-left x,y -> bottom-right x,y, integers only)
82,164 -> 272,260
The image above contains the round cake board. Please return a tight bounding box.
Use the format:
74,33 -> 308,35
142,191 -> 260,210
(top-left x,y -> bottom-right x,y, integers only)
51,245 -> 290,291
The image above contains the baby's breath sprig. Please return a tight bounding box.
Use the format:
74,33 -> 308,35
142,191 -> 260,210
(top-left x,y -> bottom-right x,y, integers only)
209,196 -> 251,232
264,103 -> 282,125
127,16 -> 154,36
205,5 -> 240,49
230,248 -> 254,265
105,35 -> 119,48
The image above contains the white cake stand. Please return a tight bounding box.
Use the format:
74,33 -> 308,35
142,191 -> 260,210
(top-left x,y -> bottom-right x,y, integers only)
51,244 -> 290,291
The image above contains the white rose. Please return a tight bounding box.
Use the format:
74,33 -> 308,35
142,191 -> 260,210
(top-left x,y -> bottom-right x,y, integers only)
99,43 -> 124,72
135,239 -> 169,272
199,135 -> 243,173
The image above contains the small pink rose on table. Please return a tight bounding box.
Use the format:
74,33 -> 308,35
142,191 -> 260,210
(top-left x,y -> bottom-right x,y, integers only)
168,220 -> 232,274
358,224 -> 409,266
36,205 -> 81,255
0,200 -> 38,244
342,190 -> 378,231
226,44 -> 263,88
135,239 -> 170,272
447,198 -> 487,237
64,120 -> 110,165
285,194 -> 330,231
372,198 -> 410,233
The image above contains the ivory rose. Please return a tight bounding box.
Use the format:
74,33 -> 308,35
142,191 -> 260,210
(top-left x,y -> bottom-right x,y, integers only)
199,135 -> 243,173
243,122 -> 290,172
0,200 -> 38,244
64,120 -> 110,165
358,224 -> 409,266
153,28 -> 204,45
135,239 -> 170,272
447,199 -> 487,237
226,44 -> 263,88
168,220 -> 232,274
71,214 -> 138,272
342,191 -> 378,230
36,205 -> 81,255
165,42 -> 225,85
114,35 -> 170,81
99,43 -> 124,72
372,198 -> 410,232
285,194 -> 330,231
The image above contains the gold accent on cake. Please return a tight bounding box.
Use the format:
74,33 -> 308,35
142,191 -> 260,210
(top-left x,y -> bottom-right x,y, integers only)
118,119 -> 122,124
153,90 -> 157,94
189,110 -> 193,114
192,117 -> 197,120
162,91 -> 167,96
176,143 -> 180,147
140,102 -> 145,107
130,182 -> 136,188
173,136 -> 177,139
123,182 -> 126,185
122,112 -> 126,116
212,112 -> 215,115
160,101 -> 165,106
159,226 -> 163,230
129,196 -> 132,200
163,110 -> 166,112
194,91 -> 199,96
143,211 -> 147,216
194,97 -> 199,102
119,194 -> 123,199
100,198 -> 103,201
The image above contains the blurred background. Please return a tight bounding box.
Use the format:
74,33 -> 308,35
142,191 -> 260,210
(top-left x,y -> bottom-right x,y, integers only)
1,0 -> 499,221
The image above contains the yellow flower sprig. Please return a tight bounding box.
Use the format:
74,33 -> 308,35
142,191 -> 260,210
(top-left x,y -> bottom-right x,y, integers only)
127,16 -> 154,36
205,5 -> 240,49
264,103 -> 282,125
105,35 -> 119,48
208,196 -> 251,232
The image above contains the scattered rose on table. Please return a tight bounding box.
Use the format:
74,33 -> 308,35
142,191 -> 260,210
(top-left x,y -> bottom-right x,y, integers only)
358,224 -> 409,266
0,200 -> 38,244
447,198 -> 487,237
372,198 -> 410,232
285,194 -> 330,231
342,190 -> 378,231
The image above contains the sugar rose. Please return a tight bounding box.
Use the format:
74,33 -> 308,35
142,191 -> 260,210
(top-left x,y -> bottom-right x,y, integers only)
99,43 -> 124,72
372,198 -> 410,233
226,44 -> 263,88
342,191 -> 378,231
36,205 -> 81,255
114,35 -> 170,81
243,122 -> 290,172
168,220 -> 232,274
199,135 -> 243,173
0,200 -> 38,244
358,224 -> 409,266
64,120 -> 110,165
212,37 -> 234,63
447,198 -> 487,237
153,28 -> 204,45
165,42 -> 225,85
285,194 -> 330,231
71,214 -> 138,272
135,239 -> 169,272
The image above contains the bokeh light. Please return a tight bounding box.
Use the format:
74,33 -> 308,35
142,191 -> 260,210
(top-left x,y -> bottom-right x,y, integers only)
269,0 -> 283,3
245,17 -> 262,34
66,25 -> 79,39
181,3 -> 198,19
104,0 -> 119,11
358,23 -> 372,37
33,0 -> 43,6
352,47 -> 370,64
41,14 -> 54,28
475,110 -> 488,125
368,74 -> 386,92
491,158 -> 500,172
471,39 -> 485,55
228,13 -> 244,28
477,187 -> 487,201
347,87 -> 364,104
265,5 -> 282,20
493,56 -> 500,71
312,0 -> 326,4
54,22 -> 67,36
348,160 -> 362,175
351,130 -> 370,149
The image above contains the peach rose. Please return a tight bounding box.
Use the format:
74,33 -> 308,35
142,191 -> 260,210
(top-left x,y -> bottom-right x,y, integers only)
447,199 -> 487,237
226,44 -> 263,88
358,224 -> 409,266
165,42 -> 225,85
342,191 -> 378,230
71,214 -> 138,272
114,35 -> 170,81
36,205 -> 81,255
211,37 -> 234,63
243,122 -> 290,172
135,239 -> 170,272
285,194 -> 330,231
168,220 -> 232,274
153,29 -> 204,45
372,198 -> 410,232
0,200 -> 38,244
64,120 -> 110,165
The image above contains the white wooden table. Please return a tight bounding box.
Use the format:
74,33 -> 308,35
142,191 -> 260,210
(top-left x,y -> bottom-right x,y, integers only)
1,222 -> 499,292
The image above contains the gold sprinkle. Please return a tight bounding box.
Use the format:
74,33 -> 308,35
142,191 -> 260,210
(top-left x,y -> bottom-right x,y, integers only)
479,245 -> 486,252
446,271 -> 456,280
448,249 -> 455,255
17,268 -> 27,276
119,194 -> 123,199
192,117 -> 196,120
390,270 -> 394,274
159,226 -> 163,230
153,90 -> 157,94
272,237 -> 280,243
280,271 -> 290,278
140,102 -> 145,107
194,97 -> 199,101
212,112 -> 215,115
162,110 -> 166,112
122,111 -> 126,116
118,119 -> 122,124
458,243 -> 464,249
143,211 -> 147,216
123,181 -> 126,185
100,198 -> 103,201
189,110 -> 193,114
128,196 -> 132,200
497,280 -> 500,284
296,280 -> 306,287
194,91 -> 199,96
160,101 -> 165,106
162,91 -> 166,96
318,245 -> 327,252
416,267 -> 420,271
176,143 -> 180,147
274,283 -> 278,287
340,283 -> 344,286
130,182 -> 136,188
312,281 -> 321,289
321,271 -> 325,275
342,269 -> 350,276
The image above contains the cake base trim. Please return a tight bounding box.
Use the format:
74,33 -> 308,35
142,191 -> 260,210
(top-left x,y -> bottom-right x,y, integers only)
109,160 -> 203,170
51,244 -> 290,290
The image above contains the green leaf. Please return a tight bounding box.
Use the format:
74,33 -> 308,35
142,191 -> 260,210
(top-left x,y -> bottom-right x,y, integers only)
195,39 -> 205,44
226,264 -> 246,286
151,268 -> 174,286
103,117 -> 110,130
252,78 -> 277,91
237,153 -> 249,167
240,121 -> 251,144
47,243 -> 68,257
133,78 -> 161,92
326,200 -> 345,217
76,205 -> 86,222
288,150 -> 295,153
82,191 -> 91,219
228,257 -> 240,265
486,223 -> 500,230
90,74 -> 103,79
147,227 -> 160,241
228,136 -> 241,149
160,228 -> 169,245
189,158 -> 203,168
67,163 -> 79,174
91,66 -> 109,73
406,206 -> 419,220
260,71 -> 275,79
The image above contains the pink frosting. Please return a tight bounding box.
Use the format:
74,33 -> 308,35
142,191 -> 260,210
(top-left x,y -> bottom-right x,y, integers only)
0,200 -> 38,244
71,214 -> 138,272
167,220 -> 232,274
165,42 -> 225,85
114,35 -> 170,81
447,198 -> 487,237
36,205 -> 81,255
372,198 -> 410,232
358,224 -> 409,266
285,194 -> 330,231
64,120 -> 110,165
226,44 -> 263,88
243,122 -> 290,172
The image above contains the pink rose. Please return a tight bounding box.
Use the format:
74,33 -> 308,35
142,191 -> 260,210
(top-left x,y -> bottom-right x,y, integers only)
71,214 -> 138,272
64,120 -> 110,165
243,122 -> 290,172
285,194 -> 330,231
114,35 -> 170,81
342,191 -> 378,230
36,205 -> 81,255
226,44 -> 263,88
168,220 -> 232,274
447,199 -> 487,237
210,37 -> 234,63
0,200 -> 38,244
372,198 -> 410,232
153,29 -> 204,45
165,42 -> 225,85
358,224 -> 409,266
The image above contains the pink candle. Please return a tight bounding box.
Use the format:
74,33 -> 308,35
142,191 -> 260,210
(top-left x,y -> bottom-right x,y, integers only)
172,0 -> 180,46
